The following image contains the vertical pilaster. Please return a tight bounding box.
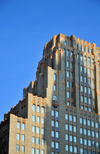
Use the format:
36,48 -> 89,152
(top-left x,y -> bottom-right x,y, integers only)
73,54 -> 79,108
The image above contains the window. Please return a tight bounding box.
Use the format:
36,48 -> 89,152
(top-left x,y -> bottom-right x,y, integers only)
87,48 -> 89,53
37,127 -> 40,133
65,114 -> 68,120
41,118 -> 44,124
88,68 -> 90,74
84,119 -> 86,125
65,124 -> 68,130
90,49 -> 93,54
67,49 -> 69,56
92,121 -> 94,127
80,118 -> 82,124
56,121 -> 59,127
56,132 -> 59,138
56,142 -> 59,148
84,67 -> 86,73
70,135 -> 72,142
92,58 -> 94,64
92,131 -> 95,137
88,140 -> 91,146
37,106 -> 40,112
41,128 -> 44,134
80,66 -> 83,72
32,148 -> 35,154
41,107 -> 44,113
89,98 -> 91,104
92,141 -> 95,147
51,110 -> 54,116
74,136 -> 77,142
37,117 -> 40,123
88,120 -> 90,126
84,139 -> 87,145
32,115 -> 35,122
80,148 -> 83,154
84,56 -> 86,62
51,120 -> 54,126
96,132 -> 99,138
85,97 -> 87,103
21,146 -> 25,152
80,76 -> 83,82
51,141 -> 54,148
32,104 -> 35,111
88,78 -> 90,84
51,130 -> 54,137
67,81 -> 69,87
56,111 -> 58,117
96,142 -> 99,148
17,122 -> 20,129
69,125 -> 72,131
80,54 -> 83,61
73,126 -> 76,132
80,138 -> 83,144
67,61 -> 69,67
74,147 -> 77,153
81,96 -> 83,102
41,150 -> 44,154
36,149 -> 40,154
81,86 -> 83,92
88,88 -> 91,94
71,51 -> 73,57
64,40 -> 67,45
21,134 -> 25,141
65,134 -> 68,140
54,85 -> 56,91
88,130 -> 90,136
80,128 -> 82,134
32,137 -> 35,143
69,115 -> 72,121
84,77 -> 86,83
32,126 -> 35,132
16,133 -> 20,140
84,129 -> 86,135
16,145 -> 20,151
67,92 -> 69,98
70,146 -> 73,152
85,150 -> 87,154
77,53 -> 79,59
96,122 -> 98,128
79,45 -> 81,50
88,57 -> 90,63
89,151 -> 91,154
83,46 -> 85,52
66,145 -> 68,151
36,138 -> 40,144
22,123 -> 25,130
73,116 -> 76,122
67,71 -> 69,77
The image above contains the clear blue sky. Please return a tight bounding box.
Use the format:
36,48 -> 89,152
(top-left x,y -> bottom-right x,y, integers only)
0,0 -> 100,122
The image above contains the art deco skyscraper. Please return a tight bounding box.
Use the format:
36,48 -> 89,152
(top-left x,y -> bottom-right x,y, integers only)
0,33 -> 100,154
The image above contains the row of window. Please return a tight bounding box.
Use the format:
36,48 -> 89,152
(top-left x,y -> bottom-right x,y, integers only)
32,116 -> 44,124
51,131 -> 59,138
65,124 -> 76,132
32,148 -> 44,154
16,134 -> 25,141
80,128 -> 99,138
77,54 -> 94,63
32,137 -> 44,145
51,120 -> 59,127
66,145 -> 77,153
32,105 -> 44,113
32,126 -> 44,134
51,110 -> 58,117
80,138 -> 99,147
80,118 -> 98,128
65,114 -> 77,122
17,122 -> 25,130
65,134 -> 77,142
80,148 -> 99,154
16,146 -> 44,154
51,141 -> 59,148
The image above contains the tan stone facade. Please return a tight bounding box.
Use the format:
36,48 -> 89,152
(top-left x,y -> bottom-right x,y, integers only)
0,33 -> 100,154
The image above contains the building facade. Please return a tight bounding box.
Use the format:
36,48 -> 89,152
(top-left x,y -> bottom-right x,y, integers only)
0,33 -> 100,154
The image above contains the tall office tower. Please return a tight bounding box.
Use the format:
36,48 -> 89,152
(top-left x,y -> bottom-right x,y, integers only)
0,33 -> 100,154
